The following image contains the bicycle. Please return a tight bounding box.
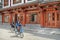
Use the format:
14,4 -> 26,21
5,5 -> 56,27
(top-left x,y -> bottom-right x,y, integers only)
15,26 -> 24,38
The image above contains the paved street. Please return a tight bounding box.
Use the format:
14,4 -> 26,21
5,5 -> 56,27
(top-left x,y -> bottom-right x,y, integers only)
0,23 -> 60,40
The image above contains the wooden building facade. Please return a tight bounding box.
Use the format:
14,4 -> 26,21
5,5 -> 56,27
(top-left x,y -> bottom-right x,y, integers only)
0,0 -> 60,28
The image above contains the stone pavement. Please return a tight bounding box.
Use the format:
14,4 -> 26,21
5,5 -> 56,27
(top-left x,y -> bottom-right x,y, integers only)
25,24 -> 60,35
0,23 -> 60,40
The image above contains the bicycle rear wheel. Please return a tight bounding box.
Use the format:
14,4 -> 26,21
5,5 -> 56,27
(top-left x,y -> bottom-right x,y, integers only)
20,33 -> 24,38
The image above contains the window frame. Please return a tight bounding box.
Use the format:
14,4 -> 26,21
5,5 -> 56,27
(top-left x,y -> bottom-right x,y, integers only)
30,13 -> 37,22
11,0 -> 24,6
25,0 -> 36,3
57,13 -> 60,21
3,0 -> 10,8
52,13 -> 55,21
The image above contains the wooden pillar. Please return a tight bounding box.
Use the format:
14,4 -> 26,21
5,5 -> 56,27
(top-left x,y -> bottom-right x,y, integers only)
2,13 -> 4,24
22,14 -> 25,25
41,12 -> 44,27
50,13 -> 52,27
38,12 -> 40,24
15,14 -> 17,23
45,13 -> 48,27
55,12 -> 57,28
9,13 -> 12,24
23,12 -> 26,26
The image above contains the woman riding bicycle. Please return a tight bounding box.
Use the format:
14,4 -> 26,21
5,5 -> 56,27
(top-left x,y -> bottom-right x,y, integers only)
15,20 -> 24,38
